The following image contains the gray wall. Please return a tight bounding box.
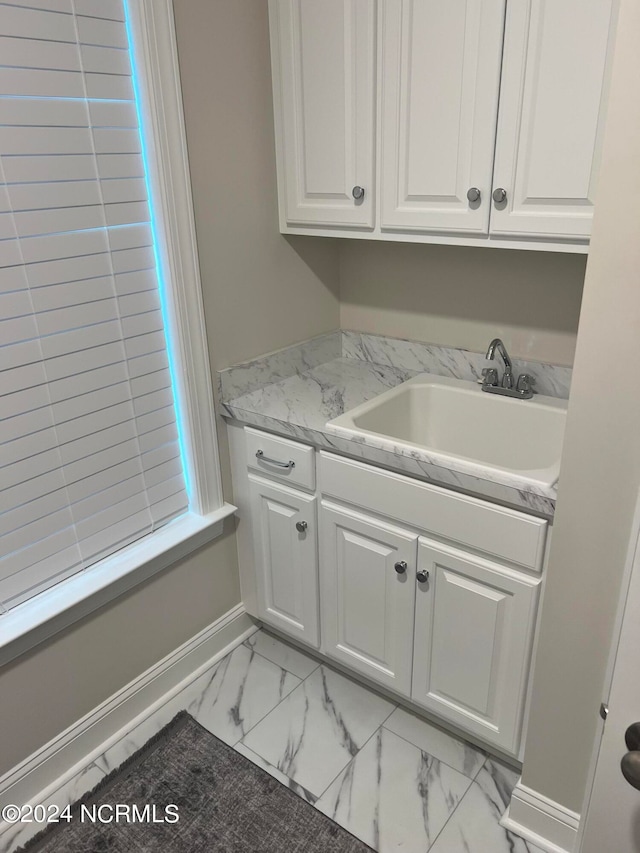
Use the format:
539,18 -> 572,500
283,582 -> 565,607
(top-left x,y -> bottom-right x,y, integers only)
0,0 -> 340,776
520,0 -> 640,813
174,0 -> 340,372
340,241 -> 585,366
0,538 -> 240,776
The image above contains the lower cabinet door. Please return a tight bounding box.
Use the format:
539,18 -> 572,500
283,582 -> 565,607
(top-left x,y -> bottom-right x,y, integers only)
412,537 -> 540,753
249,475 -> 319,647
320,500 -> 417,695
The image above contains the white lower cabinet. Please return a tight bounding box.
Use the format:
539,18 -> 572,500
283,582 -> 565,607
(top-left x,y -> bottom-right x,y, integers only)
320,500 -> 417,695
234,430 -> 547,756
249,474 -> 319,648
318,505 -> 541,753
411,537 -> 540,752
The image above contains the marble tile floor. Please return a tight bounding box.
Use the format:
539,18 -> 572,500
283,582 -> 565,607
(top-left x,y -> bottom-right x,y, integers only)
3,629 -> 546,853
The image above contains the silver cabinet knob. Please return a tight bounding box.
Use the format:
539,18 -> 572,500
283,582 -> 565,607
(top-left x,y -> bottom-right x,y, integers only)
352,186 -> 365,200
492,187 -> 507,203
394,560 -> 407,575
416,570 -> 429,583
295,521 -> 308,533
466,187 -> 481,203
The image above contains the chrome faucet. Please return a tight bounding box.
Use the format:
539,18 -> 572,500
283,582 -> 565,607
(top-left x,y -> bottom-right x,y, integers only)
480,338 -> 536,400
485,338 -> 514,389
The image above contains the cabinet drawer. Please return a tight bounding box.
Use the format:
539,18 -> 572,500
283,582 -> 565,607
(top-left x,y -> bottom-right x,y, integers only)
246,427 -> 315,491
319,452 -> 547,571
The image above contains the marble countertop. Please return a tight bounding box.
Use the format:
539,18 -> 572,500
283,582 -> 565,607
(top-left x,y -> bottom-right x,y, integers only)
219,332 -> 571,517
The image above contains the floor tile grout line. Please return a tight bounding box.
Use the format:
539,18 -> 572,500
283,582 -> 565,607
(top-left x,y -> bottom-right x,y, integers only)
423,756 -> 522,852
233,652 -> 401,806
235,653 -> 386,750
231,656 -> 340,753
242,634 -> 322,681
475,755 -> 490,780
229,669 -> 304,748
231,741 -> 317,804
423,765 -> 477,852
312,703 -> 399,807
313,715 -> 492,852
229,649 -> 329,749
380,720 -> 487,783
242,643 -> 318,682
234,657 -> 399,806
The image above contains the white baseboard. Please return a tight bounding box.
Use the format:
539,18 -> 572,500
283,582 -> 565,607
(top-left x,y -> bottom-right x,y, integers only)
0,604 -> 257,822
500,779 -> 581,853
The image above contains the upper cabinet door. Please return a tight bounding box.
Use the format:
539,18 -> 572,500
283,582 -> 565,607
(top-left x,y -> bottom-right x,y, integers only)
380,0 -> 506,234
490,0 -> 617,240
269,0 -> 376,229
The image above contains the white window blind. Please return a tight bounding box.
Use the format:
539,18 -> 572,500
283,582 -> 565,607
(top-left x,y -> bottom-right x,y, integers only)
0,0 -> 189,612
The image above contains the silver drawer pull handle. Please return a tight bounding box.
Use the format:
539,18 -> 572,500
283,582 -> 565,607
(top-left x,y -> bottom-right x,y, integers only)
256,449 -> 295,470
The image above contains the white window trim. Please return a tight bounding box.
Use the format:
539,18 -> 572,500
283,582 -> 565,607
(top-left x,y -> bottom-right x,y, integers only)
0,0 -> 236,667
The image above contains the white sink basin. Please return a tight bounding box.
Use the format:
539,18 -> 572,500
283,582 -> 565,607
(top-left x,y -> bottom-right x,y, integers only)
326,373 -> 567,489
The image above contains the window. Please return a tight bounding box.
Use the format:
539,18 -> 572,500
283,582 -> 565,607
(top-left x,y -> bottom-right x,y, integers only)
0,0 -> 233,659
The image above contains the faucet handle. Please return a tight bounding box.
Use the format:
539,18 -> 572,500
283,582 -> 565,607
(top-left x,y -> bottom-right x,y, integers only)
516,374 -> 536,396
479,367 -> 499,387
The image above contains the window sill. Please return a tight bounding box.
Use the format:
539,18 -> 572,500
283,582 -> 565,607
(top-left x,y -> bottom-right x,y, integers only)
0,504 -> 237,668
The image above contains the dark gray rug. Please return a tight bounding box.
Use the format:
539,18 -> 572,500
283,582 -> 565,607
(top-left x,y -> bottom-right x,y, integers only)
18,711 -> 373,852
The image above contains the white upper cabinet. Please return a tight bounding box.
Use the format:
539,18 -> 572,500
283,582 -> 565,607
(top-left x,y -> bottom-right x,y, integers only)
269,0 -> 376,229
380,0 -> 505,234
269,0 -> 618,251
490,0 -> 617,240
